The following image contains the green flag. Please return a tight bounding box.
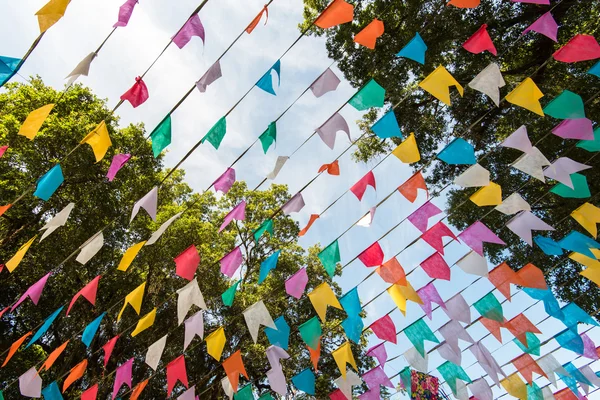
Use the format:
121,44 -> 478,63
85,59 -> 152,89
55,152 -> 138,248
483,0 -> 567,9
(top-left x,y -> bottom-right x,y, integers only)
473,292 -> 503,322
318,240 -> 340,277
222,280 -> 240,307
437,361 -> 471,396
404,318 -> 439,357
543,90 -> 585,119
526,383 -> 543,400
254,219 -> 274,242
550,173 -> 591,199
259,122 -> 277,153
399,367 -> 412,397
299,316 -> 321,350
234,384 -> 254,400
202,116 -> 227,149
258,394 -> 274,400
577,128 -> 600,152
151,115 -> 172,157
514,332 -> 540,356
349,79 -> 385,111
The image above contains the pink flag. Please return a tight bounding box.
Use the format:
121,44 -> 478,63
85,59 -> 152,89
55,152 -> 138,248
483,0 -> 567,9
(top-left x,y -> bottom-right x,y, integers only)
511,0 -> 549,3
220,247 -> 243,277
501,125 -> 532,153
362,366 -> 394,390
420,252 -> 450,280
282,193 -> 305,215
67,275 -> 101,315
12,272 -> 51,311
285,268 -> 308,299
167,355 -> 189,396
458,221 -> 506,256
444,294 -> 471,324
370,315 -> 396,344
213,168 -> 236,193
317,113 -> 351,149
463,24 -> 497,56
175,245 -> 200,281
552,118 -> 595,140
0,145 -> 8,158
506,211 -> 554,245
219,201 -> 246,232
173,14 -> 205,49
102,335 -> 119,368
358,242 -> 384,267
581,334 -> 599,360
112,358 -> 133,399
350,171 -> 376,201
544,157 -> 591,188
82,384 -> 98,400
366,343 -> 387,366
553,34 -> 600,63
107,154 -> 131,181
421,222 -> 457,254
407,201 -> 442,233
114,0 -> 138,27
439,320 -> 474,354
120,77 -> 149,108
196,60 -> 222,93
417,282 -> 446,319
522,12 -> 558,42
358,389 -> 381,400
311,68 -> 341,98
183,311 -> 204,351
130,186 -> 158,222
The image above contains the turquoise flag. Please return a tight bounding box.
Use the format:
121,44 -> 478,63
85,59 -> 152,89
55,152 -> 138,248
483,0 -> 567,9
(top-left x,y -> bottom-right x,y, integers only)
371,110 -> 402,139
318,240 -> 340,277
558,230 -> 600,259
514,332 -> 541,356
256,60 -> 281,95
396,33 -> 427,64
543,90 -> 585,119
41,381 -> 63,400
82,312 -> 107,348
299,316 -> 321,350
577,127 -> 600,152
437,138 -> 476,165
34,164 -> 64,201
400,367 -> 412,397
259,122 -> 277,153
258,250 -> 280,284
234,384 -> 254,400
341,316 -> 363,343
222,280 -> 240,307
339,287 -> 361,317
291,369 -> 315,395
473,293 -> 503,322
150,115 -> 171,157
533,235 -> 563,256
551,173 -> 591,199
404,318 -> 439,356
526,383 -> 543,400
27,306 -> 65,348
588,61 -> 600,78
437,361 -> 471,396
0,56 -> 22,87
349,79 -> 385,111
523,288 -> 562,320
265,316 -> 290,350
254,219 -> 274,242
202,117 -> 227,150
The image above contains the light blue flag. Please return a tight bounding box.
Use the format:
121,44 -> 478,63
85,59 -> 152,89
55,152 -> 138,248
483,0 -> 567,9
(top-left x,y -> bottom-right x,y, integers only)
82,312 -> 107,348
256,60 -> 281,95
258,250 -> 280,284
533,235 -> 563,256
291,369 -> 315,395
555,330 -> 584,354
437,138 -> 476,165
543,90 -> 585,119
265,315 -> 290,350
27,306 -> 65,348
513,332 -> 540,356
564,362 -> 593,386
558,303 -> 599,331
34,164 -> 64,201
371,110 -> 402,139
42,381 -> 63,400
559,372 -> 580,397
396,33 -> 427,64
341,316 -> 363,343
339,287 -> 361,317
0,56 -> 22,87
526,383 -> 543,400
588,61 -> 600,78
558,231 -> 600,259
577,127 -> 600,153
523,288 -> 563,320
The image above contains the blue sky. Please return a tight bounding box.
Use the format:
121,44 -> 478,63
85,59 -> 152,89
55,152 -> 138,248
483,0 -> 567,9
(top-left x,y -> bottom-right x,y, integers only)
2,0 -> 598,398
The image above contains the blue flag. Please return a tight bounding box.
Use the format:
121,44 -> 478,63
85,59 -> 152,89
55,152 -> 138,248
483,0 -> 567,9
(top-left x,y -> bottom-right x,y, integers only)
42,381 -> 63,400
82,312 -> 107,347
558,230 -> 600,259
28,306 -> 65,348
256,60 -> 281,95
34,164 -> 64,201
265,315 -> 290,350
533,235 -> 563,256
437,138 -> 476,165
258,250 -> 280,284
291,369 -> 315,395
396,33 -> 427,64
0,56 -> 22,87
371,110 -> 402,139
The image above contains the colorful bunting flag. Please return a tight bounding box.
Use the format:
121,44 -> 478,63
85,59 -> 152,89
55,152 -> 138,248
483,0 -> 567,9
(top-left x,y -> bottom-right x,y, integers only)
258,250 -> 280,283
376,257 -> 407,285
35,0 -> 71,33
81,312 -> 105,347
112,358 -> 133,399
34,164 -> 64,201
223,350 -> 248,393
19,367 -> 42,397
417,282 -> 446,319
117,282 -> 146,321
397,32 -> 427,64
42,381 -> 62,400
408,201 -> 442,233
523,12 -> 558,41
319,160 -> 340,175
458,221 -> 505,256
114,0 -> 138,27
167,355 -> 189,396
349,79 -> 385,111
202,116 -> 227,149
151,115 -> 171,157
6,235 -> 37,273
354,19 -> 385,49
468,63 -> 505,106
256,60 -> 281,95
206,327 -> 226,361
474,292 -> 503,322
470,182 -> 502,206
358,241 -> 384,267
220,246 -> 243,278
332,342 -> 357,378
40,340 -> 69,371
243,300 -> 276,343
448,0 -> 480,8
437,138 -> 476,165
391,132 -> 420,163
398,171 -> 427,202
371,110 -> 401,139
82,384 -> 98,400
553,34 -> 600,63
421,221 -> 458,254
246,4 -> 269,33
457,251 -> 489,277
12,272 -> 51,311
222,279 -> 240,306
265,316 -> 290,350
196,60 -> 222,92
463,24 -> 497,55
454,163 -> 490,188
63,359 -> 87,392
174,244 -> 200,280
2,331 -> 32,367
266,156 -> 289,179
318,240 -> 340,277
282,193 -> 305,215
0,56 -> 22,87
317,113 -> 351,149
299,317 -> 322,350
120,77 -> 149,108
419,66 -> 464,106
173,14 -> 205,48
437,362 -> 472,396
311,67 -> 341,97
551,173 -> 591,198
18,104 -> 55,140
106,154 -> 131,181
285,268 -> 308,298
308,282 -> 342,321
292,369 -> 315,395
404,318 -> 439,356
506,78 -> 544,116
552,118 -> 594,140
176,278 -> 207,325
314,0 -> 354,29
501,125 -> 533,153
544,90 -> 586,119
420,252 -> 450,280
102,336 -> 119,368
117,241 -> 146,272
131,308 -> 156,337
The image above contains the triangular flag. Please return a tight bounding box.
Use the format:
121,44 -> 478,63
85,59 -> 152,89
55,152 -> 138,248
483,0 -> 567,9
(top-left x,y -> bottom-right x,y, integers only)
40,202 -> 75,241
120,77 -> 149,108
42,381 -> 63,400
404,347 -> 428,372
553,34 -> 600,63
419,66 -> 464,106
315,0 -> 353,29
420,252 -> 451,280
65,52 -> 95,85
523,12 -> 558,42
220,246 -> 243,278
299,317 -> 322,350
18,104 -> 55,140
544,90 -> 586,119
34,165 -> 64,201
438,362 -> 472,396
444,294 -> 471,324
501,125 -> 533,153
317,113 -> 351,150
500,374 -> 527,400
332,342 -> 357,378
366,343 -> 387,367
2,331 -> 32,367
495,193 -> 531,215
259,122 -> 277,153
437,138 -> 476,165
470,182 -> 502,206
370,314 -> 397,344
202,116 -> 228,150
392,132 -> 420,163
130,186 -> 158,223
6,235 -> 37,273
267,156 -> 289,179
454,163 -> 490,188
463,24 -> 497,55
388,281 -> 423,315
473,292 -> 503,322
174,245 -> 200,280
35,0 -> 71,33
397,32 -> 427,64
150,115 -> 171,157
254,219 -> 274,241
102,336 -> 119,368
213,167 -> 236,193
223,350 -> 248,393
571,203 -> 600,237
258,250 -> 280,284
371,110 -> 401,139
206,327 -> 226,361
377,257 -> 407,285
458,220 -> 505,256
63,359 -> 87,392
146,212 -> 182,246
256,60 -> 281,95
81,312 -> 105,347
76,231 -> 104,265
145,335 -> 167,370
506,78 -> 544,116
281,193 -> 305,215
334,370 -> 362,399
551,173 -> 591,198
285,268 -> 308,298
114,0 -> 138,27
552,118 -> 594,140
310,68 -> 341,98
117,282 -> 145,321
112,358 -> 133,399
448,0 -> 480,8
291,369 -> 315,395
196,60 -> 222,93
131,308 -> 156,337
176,278 -> 207,325
172,14 -> 205,48
0,56 -> 22,87
12,272 -> 51,311
358,241 -> 384,267
243,300 -> 276,343
349,79 -> 385,111
222,280 -> 240,306
183,311 -> 204,351
544,157 -> 591,188
356,206 -> 377,227
80,121 -> 112,162
418,282 -> 446,319
319,240 -> 340,277
167,355 -> 189,396
117,241 -> 146,272
265,316 -> 291,350
354,19 -> 384,49
404,319 -> 439,357
40,340 -> 69,371
407,201 -> 442,233
130,380 -> 149,400
468,63 -> 505,106
318,160 -> 340,176
66,275 -> 100,315
421,221 -> 458,254
308,283 -> 342,321
19,367 -> 42,397
457,251 -> 489,277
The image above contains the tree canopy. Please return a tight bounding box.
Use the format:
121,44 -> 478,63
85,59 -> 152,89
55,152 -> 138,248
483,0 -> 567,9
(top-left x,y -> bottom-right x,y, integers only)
0,79 -> 372,398
300,0 -> 600,315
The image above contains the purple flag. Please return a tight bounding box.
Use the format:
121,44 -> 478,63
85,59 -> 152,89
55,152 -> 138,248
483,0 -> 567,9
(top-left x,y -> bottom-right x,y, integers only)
196,61 -> 222,93
130,186 -> 158,223
173,14 -> 205,49
184,311 -> 204,351
366,343 -> 387,367
544,157 -> 591,189
114,0 -> 138,28
407,201 -> 442,233
458,221 -> 506,256
469,379 -> 493,400
266,345 -> 290,369
285,268 -> 308,299
362,366 -> 394,390
282,193 -> 305,215
438,343 -> 461,365
12,273 -> 51,311
522,12 -> 558,42
443,294 -> 471,324
266,366 -> 287,395
439,320 -> 474,354
219,201 -> 246,232
552,118 -> 595,140
107,154 -> 131,181
112,358 -> 133,399
581,333 -> 599,360
310,68 -> 341,98
358,389 -> 381,400
506,211 -> 554,246
213,168 -> 235,193
469,342 -> 505,386
501,125 -> 532,153
316,113 -> 351,150
220,247 -> 243,277
417,282 -> 446,319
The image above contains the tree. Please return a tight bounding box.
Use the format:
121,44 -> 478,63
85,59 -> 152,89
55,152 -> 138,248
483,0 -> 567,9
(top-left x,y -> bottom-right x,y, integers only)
0,79 -> 372,398
300,0 -> 600,315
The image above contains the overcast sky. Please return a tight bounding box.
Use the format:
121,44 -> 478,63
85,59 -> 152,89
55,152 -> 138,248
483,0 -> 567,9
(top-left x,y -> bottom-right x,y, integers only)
2,0 -> 598,398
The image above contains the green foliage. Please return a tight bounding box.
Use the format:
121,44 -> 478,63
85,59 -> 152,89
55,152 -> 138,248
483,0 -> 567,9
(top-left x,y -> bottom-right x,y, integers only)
0,80 -> 372,398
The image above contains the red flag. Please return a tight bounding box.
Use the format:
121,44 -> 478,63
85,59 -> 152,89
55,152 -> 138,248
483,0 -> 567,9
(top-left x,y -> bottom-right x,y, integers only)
67,275 -> 101,315
330,389 -> 348,400
421,222 -> 457,255
175,245 -> 200,281
102,336 -> 119,368
398,172 -> 427,203
463,24 -> 497,56
370,314 -> 397,344
350,171 -> 376,201
166,355 -> 189,396
376,258 -> 407,285
81,384 -> 98,400
0,145 -> 8,158
120,77 -> 149,108
480,317 -> 508,343
420,252 -> 450,280
358,241 -> 384,267
223,350 -> 248,393
553,34 -> 600,63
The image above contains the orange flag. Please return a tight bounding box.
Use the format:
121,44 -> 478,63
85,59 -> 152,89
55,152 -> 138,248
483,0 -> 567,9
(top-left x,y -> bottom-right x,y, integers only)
131,379 -> 150,400
447,0 -> 480,8
2,331 -> 32,367
318,160 -> 340,175
488,262 -> 517,300
40,340 -> 69,371
398,172 -> 427,203
308,339 -> 321,371
480,317 -> 509,342
506,314 -> 541,346
299,214 -> 320,237
515,263 -> 547,290
246,5 -> 268,34
315,0 -> 354,29
376,258 -> 407,285
63,359 -> 87,392
354,19 -> 385,49
222,350 -> 248,393
511,353 -> 547,384
0,204 -> 11,217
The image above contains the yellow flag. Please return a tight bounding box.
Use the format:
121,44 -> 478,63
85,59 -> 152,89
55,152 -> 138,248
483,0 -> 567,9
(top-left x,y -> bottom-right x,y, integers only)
387,281 -> 423,315
80,121 -> 112,162
500,374 -> 527,400
506,78 -> 544,116
392,133 -> 420,163
581,267 -> 600,287
331,341 -> 357,378
18,104 -> 55,140
117,241 -> 146,272
418,66 -> 464,106
570,250 -> 600,270
6,235 -> 37,273
206,327 -> 226,361
35,0 -> 71,33
118,282 -> 146,321
308,282 -> 342,322
571,203 -> 600,238
131,308 -> 156,337
470,182 -> 502,206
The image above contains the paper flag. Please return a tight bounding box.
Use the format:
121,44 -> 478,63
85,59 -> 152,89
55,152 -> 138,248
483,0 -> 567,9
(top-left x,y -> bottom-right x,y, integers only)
366,343 -> 387,367
40,340 -> 69,371
117,282 -> 145,321
392,132 -> 420,163
398,171 -> 427,202
102,336 -> 119,368
474,292 -> 503,322
495,192 -> 531,215
454,163 -> 490,188
117,241 -> 146,272
437,138 -> 476,165
362,366 -> 394,391
421,221 -> 458,254
265,316 -> 290,350
130,380 -> 149,400
419,66 -> 464,106
65,52 -> 96,85
351,171 -> 376,201
243,300 -> 276,343
553,34 -> 600,63
551,173 -> 591,198
0,145 -> 7,158
120,77 -> 149,108
332,342 -> 357,379
342,314 -> 363,344
489,262 -> 517,299
282,193 -> 305,215
456,251 -> 488,276
105,154 -> 131,182
246,3 -> 269,33
571,249 -> 600,269
18,104 -> 54,140
514,332 -> 541,356
482,316 -> 508,343
507,313 -> 542,346
12,272 -> 51,311
146,212 -> 182,246
254,219 -> 274,241
552,118 -> 594,140
448,0 -> 480,8
206,327 -> 226,361
27,307 -> 61,348
292,369 -> 315,395
220,247 -> 243,278
334,370 -> 362,400
196,60 -> 222,92
299,317 -> 322,350
0,56 -> 22,87
112,358 -> 133,399
405,318 -> 439,356
149,115 -> 171,157
369,314 -> 397,344
357,206 -> 377,227
397,32 -> 427,64
173,14 -> 205,48
6,235 -> 37,272
212,168 -> 234,192
178,386 -> 197,400
317,113 -> 351,150
535,235 -> 563,255
459,221 -> 505,256
174,245 -> 200,281
202,116 -> 227,149
501,125 -> 533,153
506,78 -> 544,116
420,252 -> 451,280
82,384 -> 99,400
34,164 -> 64,201
259,250 -> 280,284
544,90 -> 586,119
371,111 -> 401,140
256,60 -> 281,95
35,0 -> 71,33
63,359 -> 87,392
417,282 -> 446,319
523,12 -> 558,42
349,79 -> 385,111
376,257 -> 407,285
221,280 -> 240,306
314,0 -> 353,29
176,278 -> 207,325
308,282 -> 342,321
358,241 -> 384,267
501,374 -> 528,400
470,182 -> 502,206
75,231 -> 104,265
468,63 -> 505,106
221,377 -> 234,400
404,347 -> 428,372
183,311 -> 203,351
438,342 -> 462,367
319,240 -> 340,277
81,312 -> 105,347
114,0 -> 137,27
389,282 -> 423,316
469,379 -> 492,400
266,156 -> 289,179
19,367 -> 42,397
310,67 -> 341,97
545,157 -> 591,188
512,354 -> 546,384
130,186 -> 158,223
223,350 -> 248,393
572,203 -> 600,237
167,355 -> 189,396
445,293 -> 471,324
259,122 -> 277,153
559,230 -> 599,258
440,320 -> 474,356
285,268 -> 308,298
80,121 -> 112,162
319,160 -> 340,176
589,61 -> 600,78
131,308 -> 156,337
463,24 -> 497,55
470,342 -> 505,386
408,201 -> 442,233
354,19 -> 384,49
438,362 -> 472,396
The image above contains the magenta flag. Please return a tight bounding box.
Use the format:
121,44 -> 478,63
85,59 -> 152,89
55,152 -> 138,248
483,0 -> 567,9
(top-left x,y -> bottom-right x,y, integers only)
114,0 -> 138,27
553,34 -> 600,63
173,14 -> 205,49
12,272 -> 51,311
282,193 -> 305,215
358,242 -> 384,267
120,77 -> 149,108
366,343 -> 387,367
362,366 -> 394,390
167,355 -> 189,396
417,282 -> 446,319
522,12 -> 558,42
102,335 -> 119,368
107,154 -> 131,181
112,358 -> 133,399
67,275 -> 101,315
175,245 -> 200,281
552,118 -> 595,140
219,201 -> 246,232
0,145 -> 8,158
220,247 -> 243,278
358,389 -> 381,400
213,168 -> 236,193
370,315 -> 396,344
407,201 -> 442,233
350,171 -> 376,201
421,222 -> 457,254
458,221 -> 505,256
420,252 -> 450,280
285,268 -> 308,299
